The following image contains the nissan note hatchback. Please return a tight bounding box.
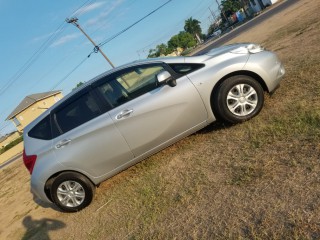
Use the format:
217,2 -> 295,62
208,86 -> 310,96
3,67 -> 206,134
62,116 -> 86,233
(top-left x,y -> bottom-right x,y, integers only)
23,43 -> 285,212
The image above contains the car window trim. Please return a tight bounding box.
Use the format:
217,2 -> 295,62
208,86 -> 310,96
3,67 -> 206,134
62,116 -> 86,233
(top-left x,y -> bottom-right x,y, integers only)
168,63 -> 205,77
93,62 -> 177,111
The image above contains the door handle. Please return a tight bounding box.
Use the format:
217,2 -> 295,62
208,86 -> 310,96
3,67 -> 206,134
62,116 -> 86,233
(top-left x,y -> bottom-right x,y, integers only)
116,109 -> 133,120
55,139 -> 71,149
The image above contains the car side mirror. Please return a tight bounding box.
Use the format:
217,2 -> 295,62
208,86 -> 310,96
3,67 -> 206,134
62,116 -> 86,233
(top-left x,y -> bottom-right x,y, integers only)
156,70 -> 176,87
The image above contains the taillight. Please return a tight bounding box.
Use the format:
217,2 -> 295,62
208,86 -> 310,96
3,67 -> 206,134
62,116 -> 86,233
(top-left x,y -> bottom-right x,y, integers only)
23,149 -> 37,174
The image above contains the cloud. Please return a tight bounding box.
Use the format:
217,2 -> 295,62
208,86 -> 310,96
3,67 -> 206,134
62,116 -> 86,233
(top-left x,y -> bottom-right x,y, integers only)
85,0 -> 125,26
50,33 -> 81,47
74,1 -> 106,16
32,32 -> 55,43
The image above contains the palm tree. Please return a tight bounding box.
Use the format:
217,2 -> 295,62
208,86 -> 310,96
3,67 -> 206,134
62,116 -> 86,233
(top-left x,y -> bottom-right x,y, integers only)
184,17 -> 202,43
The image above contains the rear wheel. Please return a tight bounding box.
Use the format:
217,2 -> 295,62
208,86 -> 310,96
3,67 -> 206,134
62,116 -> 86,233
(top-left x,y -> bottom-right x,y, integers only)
213,75 -> 264,123
50,172 -> 95,212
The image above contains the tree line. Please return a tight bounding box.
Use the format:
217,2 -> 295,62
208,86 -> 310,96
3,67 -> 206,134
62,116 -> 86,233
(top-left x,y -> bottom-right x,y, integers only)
148,17 -> 204,58
148,0 -> 267,58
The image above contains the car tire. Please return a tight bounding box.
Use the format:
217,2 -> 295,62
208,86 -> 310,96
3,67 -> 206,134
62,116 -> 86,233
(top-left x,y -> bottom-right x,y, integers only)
213,75 -> 264,123
50,172 -> 95,212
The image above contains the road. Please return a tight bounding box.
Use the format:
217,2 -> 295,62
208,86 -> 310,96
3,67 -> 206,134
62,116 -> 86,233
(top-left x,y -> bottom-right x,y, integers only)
195,0 -> 299,55
0,153 -> 22,170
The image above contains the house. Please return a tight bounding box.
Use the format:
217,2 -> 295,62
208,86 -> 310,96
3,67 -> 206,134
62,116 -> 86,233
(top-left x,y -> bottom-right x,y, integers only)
6,90 -> 63,132
249,0 -> 278,13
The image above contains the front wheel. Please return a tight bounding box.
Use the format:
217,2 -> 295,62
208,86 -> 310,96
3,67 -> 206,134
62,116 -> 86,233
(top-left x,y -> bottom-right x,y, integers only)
213,75 -> 264,123
50,172 -> 95,212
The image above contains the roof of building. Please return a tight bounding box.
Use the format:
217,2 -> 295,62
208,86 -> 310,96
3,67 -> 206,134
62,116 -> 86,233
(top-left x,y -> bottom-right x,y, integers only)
6,90 -> 62,120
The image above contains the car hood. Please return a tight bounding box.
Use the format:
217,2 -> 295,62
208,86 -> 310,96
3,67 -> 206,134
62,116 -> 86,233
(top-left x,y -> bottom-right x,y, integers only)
205,43 -> 253,57
183,43 -> 259,64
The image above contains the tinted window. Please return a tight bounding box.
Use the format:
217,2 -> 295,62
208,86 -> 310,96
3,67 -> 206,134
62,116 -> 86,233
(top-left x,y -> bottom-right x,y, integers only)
98,65 -> 164,108
55,92 -> 101,133
168,63 -> 204,75
28,116 -> 52,140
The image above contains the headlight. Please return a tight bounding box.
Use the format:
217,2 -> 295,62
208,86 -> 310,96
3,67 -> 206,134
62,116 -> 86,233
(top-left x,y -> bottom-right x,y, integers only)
231,44 -> 264,54
247,44 -> 264,53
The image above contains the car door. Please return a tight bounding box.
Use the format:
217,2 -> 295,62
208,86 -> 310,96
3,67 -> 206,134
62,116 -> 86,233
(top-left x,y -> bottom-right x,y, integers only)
52,89 -> 134,178
95,63 -> 208,158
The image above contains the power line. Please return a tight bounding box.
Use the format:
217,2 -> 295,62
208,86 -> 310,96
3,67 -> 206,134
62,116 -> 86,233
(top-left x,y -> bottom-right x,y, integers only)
0,23 -> 67,96
0,0 -> 100,135
136,0 -> 213,57
98,0 -> 173,48
73,0 -> 96,18
0,0 -> 97,97
0,122 -> 14,134
50,56 -> 89,91
88,0 -> 138,36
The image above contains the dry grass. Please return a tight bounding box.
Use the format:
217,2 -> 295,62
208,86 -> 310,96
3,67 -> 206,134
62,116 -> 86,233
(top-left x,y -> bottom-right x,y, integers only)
1,0 -> 320,239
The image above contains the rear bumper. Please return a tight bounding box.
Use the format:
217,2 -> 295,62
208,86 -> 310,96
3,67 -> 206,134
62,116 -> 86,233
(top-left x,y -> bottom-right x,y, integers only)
30,178 -> 52,204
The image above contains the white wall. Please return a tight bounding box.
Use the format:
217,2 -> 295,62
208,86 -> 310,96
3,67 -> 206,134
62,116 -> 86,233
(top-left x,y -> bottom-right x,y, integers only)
250,0 -> 278,13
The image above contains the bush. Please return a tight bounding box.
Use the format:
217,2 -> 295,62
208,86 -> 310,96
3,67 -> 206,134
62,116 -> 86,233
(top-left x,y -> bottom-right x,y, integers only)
0,136 -> 23,155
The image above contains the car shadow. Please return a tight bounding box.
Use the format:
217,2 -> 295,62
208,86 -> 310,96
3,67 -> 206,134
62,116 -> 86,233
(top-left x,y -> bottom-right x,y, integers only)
21,215 -> 66,240
33,195 -> 62,212
196,121 -> 234,135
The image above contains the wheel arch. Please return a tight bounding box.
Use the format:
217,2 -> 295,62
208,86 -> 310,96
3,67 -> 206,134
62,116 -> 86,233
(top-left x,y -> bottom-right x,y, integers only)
209,70 -> 267,121
212,70 -> 268,96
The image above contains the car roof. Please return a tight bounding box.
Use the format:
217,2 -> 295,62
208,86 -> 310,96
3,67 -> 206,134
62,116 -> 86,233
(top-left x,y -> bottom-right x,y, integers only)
58,55 -> 207,105
24,54 -> 211,132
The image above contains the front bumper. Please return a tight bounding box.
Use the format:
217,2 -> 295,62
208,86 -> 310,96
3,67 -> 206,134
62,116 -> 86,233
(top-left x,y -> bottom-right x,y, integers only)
244,51 -> 286,93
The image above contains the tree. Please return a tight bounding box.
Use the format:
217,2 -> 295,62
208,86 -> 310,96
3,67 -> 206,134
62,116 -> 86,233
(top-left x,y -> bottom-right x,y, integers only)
167,31 -> 197,51
73,81 -> 85,91
235,0 -> 250,18
148,32 -> 196,58
220,0 -> 253,25
221,0 -> 241,18
148,49 -> 157,58
157,43 -> 169,56
147,17 -> 201,58
147,43 -> 169,58
208,24 -> 217,36
184,17 -> 202,43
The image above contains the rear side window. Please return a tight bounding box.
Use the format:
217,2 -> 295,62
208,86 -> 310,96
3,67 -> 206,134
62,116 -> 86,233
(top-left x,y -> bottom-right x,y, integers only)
28,116 -> 52,140
54,92 -> 101,134
168,63 -> 204,75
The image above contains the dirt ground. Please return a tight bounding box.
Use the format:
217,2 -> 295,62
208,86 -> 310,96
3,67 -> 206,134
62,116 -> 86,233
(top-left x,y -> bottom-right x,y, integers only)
0,0 -> 319,239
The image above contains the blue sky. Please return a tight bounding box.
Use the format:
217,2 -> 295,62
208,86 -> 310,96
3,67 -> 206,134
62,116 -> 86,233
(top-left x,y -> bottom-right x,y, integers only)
0,0 -> 220,135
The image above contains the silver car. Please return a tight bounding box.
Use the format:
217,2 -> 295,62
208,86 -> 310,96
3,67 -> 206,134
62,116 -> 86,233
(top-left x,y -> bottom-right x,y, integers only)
23,43 -> 285,212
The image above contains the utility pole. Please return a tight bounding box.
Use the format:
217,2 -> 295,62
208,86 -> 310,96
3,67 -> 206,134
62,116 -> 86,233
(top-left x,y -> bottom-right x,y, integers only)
66,17 -> 115,69
208,7 -> 217,21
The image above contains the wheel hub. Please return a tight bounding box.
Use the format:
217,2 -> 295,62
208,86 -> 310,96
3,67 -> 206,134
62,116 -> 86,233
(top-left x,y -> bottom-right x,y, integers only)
57,180 -> 85,207
239,96 -> 246,103
227,83 -> 258,116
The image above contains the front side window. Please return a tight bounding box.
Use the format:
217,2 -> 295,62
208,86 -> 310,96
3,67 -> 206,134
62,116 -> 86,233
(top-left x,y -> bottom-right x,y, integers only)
98,65 -> 164,108
54,92 -> 101,133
